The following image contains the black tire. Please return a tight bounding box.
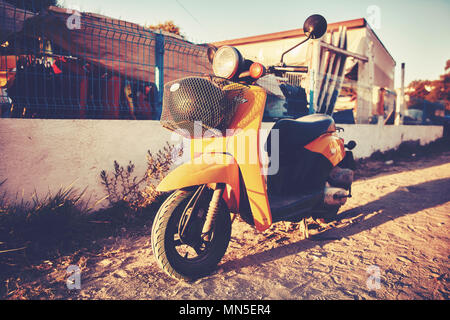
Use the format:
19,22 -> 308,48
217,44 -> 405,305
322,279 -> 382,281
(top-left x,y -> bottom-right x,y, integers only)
151,188 -> 232,281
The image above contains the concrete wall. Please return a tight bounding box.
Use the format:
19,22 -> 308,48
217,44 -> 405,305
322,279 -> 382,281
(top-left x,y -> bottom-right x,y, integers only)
0,119 -> 174,209
0,119 -> 443,209
336,123 -> 443,158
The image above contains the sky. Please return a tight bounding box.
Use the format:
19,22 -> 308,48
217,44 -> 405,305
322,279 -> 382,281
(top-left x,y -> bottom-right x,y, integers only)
58,0 -> 450,88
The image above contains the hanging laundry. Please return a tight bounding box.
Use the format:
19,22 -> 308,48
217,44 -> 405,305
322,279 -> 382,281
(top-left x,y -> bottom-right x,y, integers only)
101,73 -> 122,119
53,57 -> 89,118
122,81 -> 157,120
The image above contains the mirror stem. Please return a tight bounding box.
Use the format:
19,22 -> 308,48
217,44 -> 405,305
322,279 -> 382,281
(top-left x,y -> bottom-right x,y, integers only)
279,35 -> 311,65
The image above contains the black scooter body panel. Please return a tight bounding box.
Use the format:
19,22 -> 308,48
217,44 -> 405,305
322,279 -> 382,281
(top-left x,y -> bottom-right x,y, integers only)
237,148 -> 333,224
266,140 -> 333,222
240,114 -> 338,223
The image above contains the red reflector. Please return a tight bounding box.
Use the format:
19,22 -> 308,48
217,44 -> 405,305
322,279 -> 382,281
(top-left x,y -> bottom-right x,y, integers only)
249,62 -> 265,79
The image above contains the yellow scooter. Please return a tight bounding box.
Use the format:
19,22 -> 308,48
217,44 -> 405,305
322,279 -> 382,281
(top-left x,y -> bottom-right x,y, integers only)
151,15 -> 356,281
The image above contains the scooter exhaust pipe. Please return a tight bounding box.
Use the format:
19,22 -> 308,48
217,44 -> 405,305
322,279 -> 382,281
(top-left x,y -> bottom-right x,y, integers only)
324,186 -> 350,206
328,166 -> 354,189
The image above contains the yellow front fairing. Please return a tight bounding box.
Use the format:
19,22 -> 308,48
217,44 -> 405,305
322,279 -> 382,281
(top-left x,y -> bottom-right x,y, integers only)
157,84 -> 272,231
157,153 -> 241,212
225,85 -> 271,230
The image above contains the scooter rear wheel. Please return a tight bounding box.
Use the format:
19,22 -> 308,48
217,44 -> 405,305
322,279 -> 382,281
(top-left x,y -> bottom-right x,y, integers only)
151,188 -> 232,281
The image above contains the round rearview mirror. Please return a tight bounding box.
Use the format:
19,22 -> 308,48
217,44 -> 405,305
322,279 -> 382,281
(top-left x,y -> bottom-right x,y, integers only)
207,45 -> 217,64
303,14 -> 327,39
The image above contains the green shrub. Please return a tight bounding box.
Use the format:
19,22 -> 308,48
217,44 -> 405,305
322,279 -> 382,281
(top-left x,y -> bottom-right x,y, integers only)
100,142 -> 182,211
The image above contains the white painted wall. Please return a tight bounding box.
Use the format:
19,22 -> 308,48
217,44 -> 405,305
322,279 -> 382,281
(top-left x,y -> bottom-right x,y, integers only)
336,124 -> 443,158
260,122 -> 443,159
0,119 -> 443,209
0,119 -> 173,209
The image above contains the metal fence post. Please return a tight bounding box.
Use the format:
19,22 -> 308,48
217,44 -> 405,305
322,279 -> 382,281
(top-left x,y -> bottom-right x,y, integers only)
356,38 -> 374,124
395,62 -> 405,125
155,32 -> 165,119
308,40 -> 320,114
368,41 -> 376,124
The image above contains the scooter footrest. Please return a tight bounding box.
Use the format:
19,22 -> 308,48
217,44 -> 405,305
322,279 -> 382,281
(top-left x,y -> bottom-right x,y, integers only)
270,191 -> 323,222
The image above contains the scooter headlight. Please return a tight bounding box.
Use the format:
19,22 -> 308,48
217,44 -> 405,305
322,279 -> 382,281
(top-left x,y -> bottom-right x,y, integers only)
212,46 -> 242,79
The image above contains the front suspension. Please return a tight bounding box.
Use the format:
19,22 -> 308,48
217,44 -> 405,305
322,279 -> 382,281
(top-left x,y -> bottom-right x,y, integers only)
201,183 -> 225,240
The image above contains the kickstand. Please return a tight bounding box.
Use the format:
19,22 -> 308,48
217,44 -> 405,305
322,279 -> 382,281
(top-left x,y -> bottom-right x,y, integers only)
302,218 -> 309,239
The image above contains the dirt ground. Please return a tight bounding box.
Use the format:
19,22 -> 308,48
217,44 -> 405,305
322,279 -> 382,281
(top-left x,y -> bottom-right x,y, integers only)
4,152 -> 450,300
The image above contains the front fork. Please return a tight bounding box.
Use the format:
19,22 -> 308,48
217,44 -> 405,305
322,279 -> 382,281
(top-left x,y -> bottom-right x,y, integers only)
178,184 -> 225,245
201,183 -> 225,241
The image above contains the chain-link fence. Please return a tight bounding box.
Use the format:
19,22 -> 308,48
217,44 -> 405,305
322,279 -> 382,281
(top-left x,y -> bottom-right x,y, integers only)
0,1 -> 211,119
1,2 -> 397,124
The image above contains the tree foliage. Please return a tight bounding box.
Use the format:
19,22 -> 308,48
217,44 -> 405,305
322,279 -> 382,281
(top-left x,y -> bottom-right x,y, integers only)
147,20 -> 182,37
407,59 -> 450,110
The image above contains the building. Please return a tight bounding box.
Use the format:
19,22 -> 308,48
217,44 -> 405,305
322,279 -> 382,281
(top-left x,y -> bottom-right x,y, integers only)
213,18 -> 396,123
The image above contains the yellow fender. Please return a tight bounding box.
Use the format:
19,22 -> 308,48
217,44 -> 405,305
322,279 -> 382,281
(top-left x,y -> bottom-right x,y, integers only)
156,153 -> 240,213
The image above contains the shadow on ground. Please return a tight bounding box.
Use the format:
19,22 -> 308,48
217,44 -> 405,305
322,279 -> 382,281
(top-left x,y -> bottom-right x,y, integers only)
219,177 -> 450,273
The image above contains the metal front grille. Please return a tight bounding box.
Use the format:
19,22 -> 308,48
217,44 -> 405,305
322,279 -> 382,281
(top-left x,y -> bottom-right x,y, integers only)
161,76 -> 247,138
286,72 -> 304,87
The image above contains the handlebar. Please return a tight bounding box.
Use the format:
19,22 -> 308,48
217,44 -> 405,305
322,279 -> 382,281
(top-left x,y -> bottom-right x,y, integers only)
268,65 -> 309,74
241,62 -> 309,81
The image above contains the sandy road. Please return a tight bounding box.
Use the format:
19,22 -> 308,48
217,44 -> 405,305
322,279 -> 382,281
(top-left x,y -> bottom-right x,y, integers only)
58,153 -> 450,300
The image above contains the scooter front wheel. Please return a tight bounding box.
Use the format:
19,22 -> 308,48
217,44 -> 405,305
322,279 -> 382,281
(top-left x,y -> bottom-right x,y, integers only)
151,188 -> 231,281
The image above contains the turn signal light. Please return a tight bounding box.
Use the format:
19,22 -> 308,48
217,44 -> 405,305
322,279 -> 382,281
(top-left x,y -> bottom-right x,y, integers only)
249,62 -> 265,79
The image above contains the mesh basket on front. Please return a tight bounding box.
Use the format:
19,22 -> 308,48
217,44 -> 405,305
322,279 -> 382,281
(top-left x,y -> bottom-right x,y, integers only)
161,76 -> 247,138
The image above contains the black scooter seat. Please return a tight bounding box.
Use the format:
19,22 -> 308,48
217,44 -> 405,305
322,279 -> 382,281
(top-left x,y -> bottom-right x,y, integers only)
266,113 -> 334,155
